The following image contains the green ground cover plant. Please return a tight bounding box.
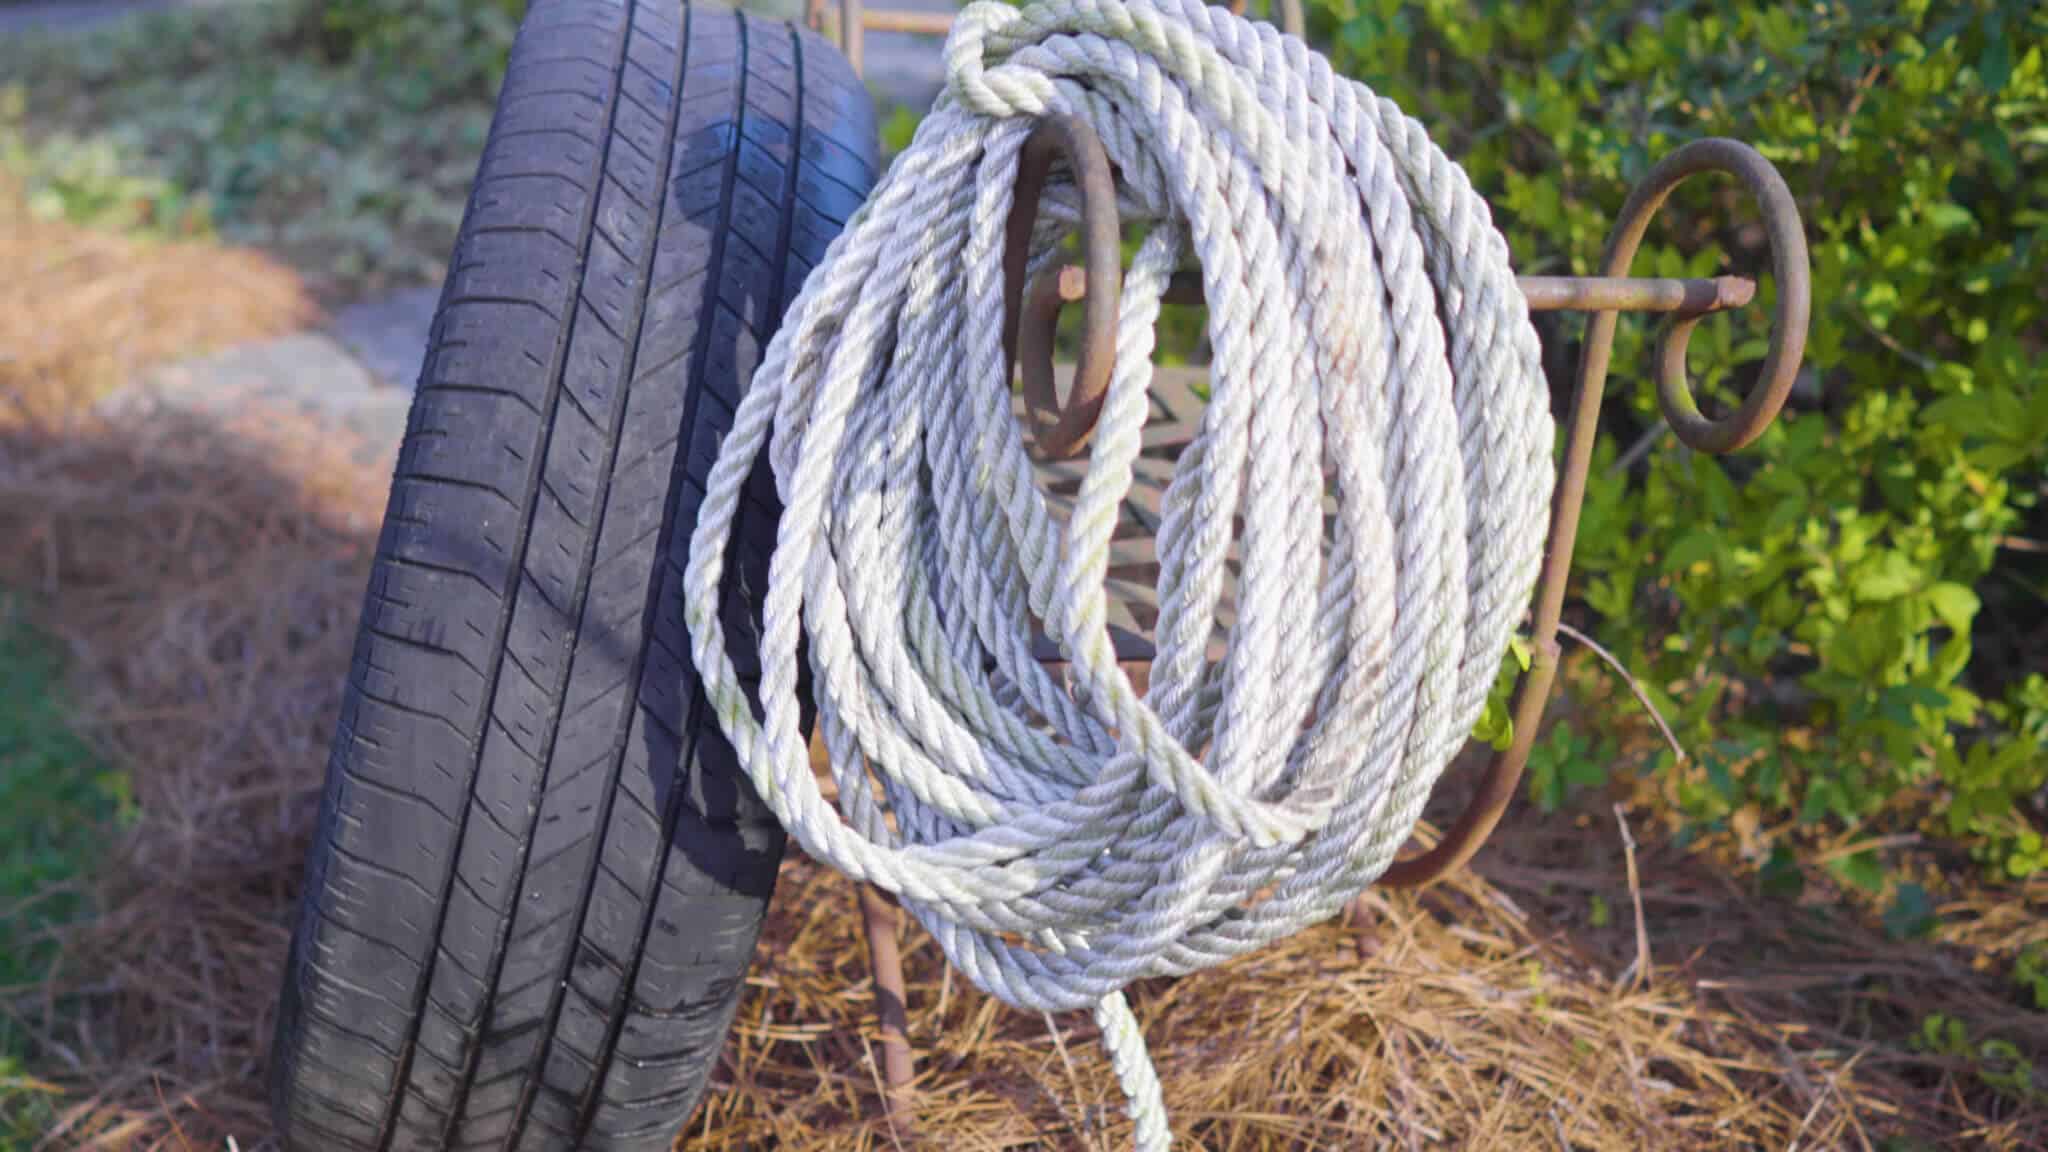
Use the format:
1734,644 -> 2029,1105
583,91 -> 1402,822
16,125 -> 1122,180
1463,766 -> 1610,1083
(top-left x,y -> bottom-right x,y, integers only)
0,89 -> 210,237
0,608 -> 123,1148
0,609 -> 119,994
0,0 -> 522,295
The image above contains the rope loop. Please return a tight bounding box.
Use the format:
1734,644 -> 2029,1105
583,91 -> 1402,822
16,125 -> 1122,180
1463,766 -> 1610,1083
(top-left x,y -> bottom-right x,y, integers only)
684,1 -> 1555,1143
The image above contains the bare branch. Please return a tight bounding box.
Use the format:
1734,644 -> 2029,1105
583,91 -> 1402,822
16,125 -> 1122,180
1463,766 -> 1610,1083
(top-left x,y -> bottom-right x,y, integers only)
1613,804 -> 1652,992
1556,621 -> 1688,765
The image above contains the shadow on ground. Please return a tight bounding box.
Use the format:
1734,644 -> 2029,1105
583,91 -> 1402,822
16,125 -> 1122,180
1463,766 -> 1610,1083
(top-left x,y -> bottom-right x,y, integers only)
0,405 -> 381,1146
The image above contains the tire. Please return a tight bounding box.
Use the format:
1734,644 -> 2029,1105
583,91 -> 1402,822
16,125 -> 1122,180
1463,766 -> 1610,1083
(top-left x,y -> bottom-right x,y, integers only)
269,3 -> 876,1149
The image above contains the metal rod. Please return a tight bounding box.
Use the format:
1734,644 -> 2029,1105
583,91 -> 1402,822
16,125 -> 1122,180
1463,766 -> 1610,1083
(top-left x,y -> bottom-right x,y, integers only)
1117,265 -> 1758,315
858,884 -> 917,1118
859,9 -> 956,35
1225,0 -> 1306,37
840,0 -> 864,75
1519,273 -> 1755,314
1005,259 -> 1762,463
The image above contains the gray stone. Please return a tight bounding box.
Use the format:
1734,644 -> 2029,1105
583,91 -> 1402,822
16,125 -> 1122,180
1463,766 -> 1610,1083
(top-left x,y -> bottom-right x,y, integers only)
328,285 -> 441,392
336,390 -> 415,468
139,333 -> 376,412
109,332 -> 411,469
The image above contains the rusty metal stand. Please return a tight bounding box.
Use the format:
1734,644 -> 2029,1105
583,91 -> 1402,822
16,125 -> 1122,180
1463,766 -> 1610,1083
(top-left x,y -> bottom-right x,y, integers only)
812,3 -> 1812,1122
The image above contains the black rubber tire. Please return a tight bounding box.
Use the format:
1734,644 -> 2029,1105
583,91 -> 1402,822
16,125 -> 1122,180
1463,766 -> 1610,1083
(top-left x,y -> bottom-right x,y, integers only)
269,3 -> 876,1149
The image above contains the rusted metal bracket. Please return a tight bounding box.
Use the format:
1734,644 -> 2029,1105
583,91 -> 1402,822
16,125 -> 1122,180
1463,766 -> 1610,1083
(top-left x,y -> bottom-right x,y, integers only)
1379,137 -> 1809,883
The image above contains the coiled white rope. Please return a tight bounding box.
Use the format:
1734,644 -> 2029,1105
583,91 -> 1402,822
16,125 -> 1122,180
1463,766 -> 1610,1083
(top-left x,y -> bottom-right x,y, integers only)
684,0 -> 1553,1144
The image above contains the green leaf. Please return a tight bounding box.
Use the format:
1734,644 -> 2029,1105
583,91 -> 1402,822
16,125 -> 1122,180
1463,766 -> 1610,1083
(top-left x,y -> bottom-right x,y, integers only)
1925,203 -> 1976,235
879,106 -> 922,155
1508,634 -> 1533,672
1665,530 -> 1718,574
1922,393 -> 2007,441
1880,684 -> 1950,729
1759,846 -> 1805,900
1799,778 -> 1842,825
1979,23 -> 2012,93
1924,582 -> 1980,634
1883,883 -> 1937,939
1851,552 -> 1923,601
1826,850 -> 1888,894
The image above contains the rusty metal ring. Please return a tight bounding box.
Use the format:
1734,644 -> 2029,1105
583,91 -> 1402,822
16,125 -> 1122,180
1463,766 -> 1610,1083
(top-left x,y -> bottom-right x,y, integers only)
1002,116 -> 1124,460
1601,138 -> 1810,454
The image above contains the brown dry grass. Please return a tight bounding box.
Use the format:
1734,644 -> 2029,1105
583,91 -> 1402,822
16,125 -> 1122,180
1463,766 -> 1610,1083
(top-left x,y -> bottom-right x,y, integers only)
0,409 -> 381,1149
3,170 -> 2045,1152
2,176 -> 363,1147
685,811 -> 2048,1152
695,854 -> 1851,1151
1,180 -> 314,420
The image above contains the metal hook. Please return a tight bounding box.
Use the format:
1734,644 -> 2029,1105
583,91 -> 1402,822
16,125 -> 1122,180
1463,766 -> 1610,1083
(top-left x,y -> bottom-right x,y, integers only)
1001,117 -> 1125,460
1637,140 -> 1811,453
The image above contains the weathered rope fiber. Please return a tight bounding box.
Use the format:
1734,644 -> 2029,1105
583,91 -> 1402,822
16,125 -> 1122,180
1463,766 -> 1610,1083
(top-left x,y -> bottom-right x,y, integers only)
684,0 -> 1554,1143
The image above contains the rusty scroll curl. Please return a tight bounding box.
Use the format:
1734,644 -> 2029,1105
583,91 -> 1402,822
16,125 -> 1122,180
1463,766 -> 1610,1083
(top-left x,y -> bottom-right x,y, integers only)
1381,137 -> 1809,885
999,118 -> 1812,887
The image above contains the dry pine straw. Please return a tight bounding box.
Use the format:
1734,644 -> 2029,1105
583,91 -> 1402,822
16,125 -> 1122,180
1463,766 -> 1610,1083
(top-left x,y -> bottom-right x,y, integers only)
1,190 -> 314,422
3,194 -> 2043,1151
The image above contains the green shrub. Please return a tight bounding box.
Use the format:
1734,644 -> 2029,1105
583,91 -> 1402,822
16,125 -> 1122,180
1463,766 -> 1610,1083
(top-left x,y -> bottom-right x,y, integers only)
1309,0 -> 2045,877
0,90 -> 209,235
0,610 -> 125,1003
0,0 -> 522,292
313,0 -> 527,93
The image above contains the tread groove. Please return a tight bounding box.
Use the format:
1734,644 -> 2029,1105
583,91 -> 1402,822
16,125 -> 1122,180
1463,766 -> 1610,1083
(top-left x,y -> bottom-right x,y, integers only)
576,15 -> 803,1142
494,3 -> 694,1148
363,8 -> 640,1150
565,8 -> 757,1139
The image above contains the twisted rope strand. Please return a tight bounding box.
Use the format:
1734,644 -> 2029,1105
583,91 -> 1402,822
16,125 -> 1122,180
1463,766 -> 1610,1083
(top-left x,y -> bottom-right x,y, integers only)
684,2 -> 1554,1144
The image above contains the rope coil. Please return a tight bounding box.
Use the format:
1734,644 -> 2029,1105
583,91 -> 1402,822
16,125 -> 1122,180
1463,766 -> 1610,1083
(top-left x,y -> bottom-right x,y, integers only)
684,1 -> 1554,1143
